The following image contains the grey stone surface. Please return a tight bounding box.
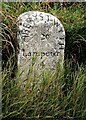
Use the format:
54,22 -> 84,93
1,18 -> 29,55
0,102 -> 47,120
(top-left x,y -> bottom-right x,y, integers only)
17,11 -> 65,73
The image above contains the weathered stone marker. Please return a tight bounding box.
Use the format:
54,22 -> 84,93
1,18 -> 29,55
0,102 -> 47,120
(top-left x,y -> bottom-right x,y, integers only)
17,11 -> 65,74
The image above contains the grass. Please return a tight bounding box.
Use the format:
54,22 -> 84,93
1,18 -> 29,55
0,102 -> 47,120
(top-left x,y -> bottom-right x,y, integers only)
1,2 -> 86,119
1,59 -> 86,119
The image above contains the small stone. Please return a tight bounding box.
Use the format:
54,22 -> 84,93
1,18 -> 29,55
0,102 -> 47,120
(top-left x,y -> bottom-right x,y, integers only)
17,11 -> 65,74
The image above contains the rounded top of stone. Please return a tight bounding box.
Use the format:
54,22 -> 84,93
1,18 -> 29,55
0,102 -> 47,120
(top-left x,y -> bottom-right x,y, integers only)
17,11 -> 65,35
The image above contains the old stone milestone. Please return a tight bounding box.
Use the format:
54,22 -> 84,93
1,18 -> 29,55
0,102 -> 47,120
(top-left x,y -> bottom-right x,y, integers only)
17,11 -> 65,73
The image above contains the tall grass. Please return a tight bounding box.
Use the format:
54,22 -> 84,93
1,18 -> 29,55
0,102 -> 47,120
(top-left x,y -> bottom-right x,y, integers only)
1,2 -> 86,119
1,59 -> 86,119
